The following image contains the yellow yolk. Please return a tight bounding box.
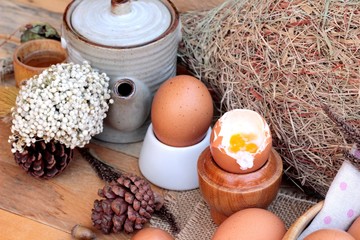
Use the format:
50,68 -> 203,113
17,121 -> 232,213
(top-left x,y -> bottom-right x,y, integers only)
229,133 -> 258,153
229,134 -> 245,152
245,143 -> 258,153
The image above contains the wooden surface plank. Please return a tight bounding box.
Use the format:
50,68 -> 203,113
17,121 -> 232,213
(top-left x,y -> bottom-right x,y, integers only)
0,121 -> 163,240
0,0 -> 63,62
0,1 -> 226,239
0,209 -> 71,240
0,0 -> 63,32
13,0 -> 71,14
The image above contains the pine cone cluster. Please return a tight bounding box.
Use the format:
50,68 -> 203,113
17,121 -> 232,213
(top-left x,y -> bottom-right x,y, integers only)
14,139 -> 73,179
92,173 -> 162,234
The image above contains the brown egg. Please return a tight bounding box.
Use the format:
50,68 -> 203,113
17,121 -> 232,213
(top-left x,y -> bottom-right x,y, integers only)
210,109 -> 272,174
151,75 -> 213,147
212,208 -> 286,240
305,229 -> 355,240
348,216 -> 360,240
131,227 -> 174,240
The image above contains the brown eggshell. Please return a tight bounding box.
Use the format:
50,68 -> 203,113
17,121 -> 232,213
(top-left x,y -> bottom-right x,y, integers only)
151,75 -> 213,147
348,216 -> 360,240
131,227 -> 174,240
212,208 -> 286,240
304,229 -> 355,240
210,110 -> 272,174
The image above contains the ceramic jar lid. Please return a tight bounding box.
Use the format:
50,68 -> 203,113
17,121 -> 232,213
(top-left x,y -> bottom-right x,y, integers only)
70,0 -> 172,47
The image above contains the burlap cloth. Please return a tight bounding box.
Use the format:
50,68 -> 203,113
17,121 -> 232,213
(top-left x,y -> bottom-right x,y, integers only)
94,142 -> 319,238
150,187 -> 319,239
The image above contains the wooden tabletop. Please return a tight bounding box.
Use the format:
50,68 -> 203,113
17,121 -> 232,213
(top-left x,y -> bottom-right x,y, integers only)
0,1 -> 161,239
0,122 -> 146,240
0,1 -> 230,239
0,1 -> 304,239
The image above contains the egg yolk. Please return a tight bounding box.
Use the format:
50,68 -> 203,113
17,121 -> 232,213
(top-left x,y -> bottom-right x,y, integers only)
229,133 -> 258,153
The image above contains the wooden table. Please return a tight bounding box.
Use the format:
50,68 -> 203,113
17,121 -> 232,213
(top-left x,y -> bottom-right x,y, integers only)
0,1 -> 231,239
0,122 -> 148,240
0,1 -> 305,239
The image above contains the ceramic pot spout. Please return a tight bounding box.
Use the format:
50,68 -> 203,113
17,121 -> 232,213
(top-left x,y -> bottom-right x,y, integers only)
106,78 -> 151,132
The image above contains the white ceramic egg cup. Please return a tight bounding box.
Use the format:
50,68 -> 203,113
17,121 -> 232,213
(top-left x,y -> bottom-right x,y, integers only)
139,124 -> 211,191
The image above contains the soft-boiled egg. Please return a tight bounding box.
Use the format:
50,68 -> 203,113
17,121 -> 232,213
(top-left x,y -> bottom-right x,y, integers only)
210,109 -> 272,174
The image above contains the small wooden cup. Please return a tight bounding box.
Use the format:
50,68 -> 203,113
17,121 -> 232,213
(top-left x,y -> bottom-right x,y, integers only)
13,39 -> 67,87
197,147 -> 283,225
282,201 -> 324,240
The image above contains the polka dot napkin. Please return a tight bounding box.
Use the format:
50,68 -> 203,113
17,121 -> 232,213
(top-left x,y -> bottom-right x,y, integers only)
298,161 -> 360,239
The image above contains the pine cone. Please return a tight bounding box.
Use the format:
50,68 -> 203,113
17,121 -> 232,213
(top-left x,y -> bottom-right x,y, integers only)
91,173 -> 163,234
14,139 -> 73,179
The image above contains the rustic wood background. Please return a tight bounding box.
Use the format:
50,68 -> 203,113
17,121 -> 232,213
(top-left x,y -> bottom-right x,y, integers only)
0,0 -> 226,239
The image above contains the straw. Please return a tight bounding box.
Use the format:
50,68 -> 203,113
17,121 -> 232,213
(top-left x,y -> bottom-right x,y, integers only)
179,0 -> 360,197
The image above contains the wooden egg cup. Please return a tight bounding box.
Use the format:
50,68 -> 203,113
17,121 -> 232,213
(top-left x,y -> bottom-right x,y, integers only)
197,147 -> 283,225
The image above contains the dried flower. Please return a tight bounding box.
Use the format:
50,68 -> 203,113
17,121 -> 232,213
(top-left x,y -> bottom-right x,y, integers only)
20,22 -> 61,43
9,62 -> 113,153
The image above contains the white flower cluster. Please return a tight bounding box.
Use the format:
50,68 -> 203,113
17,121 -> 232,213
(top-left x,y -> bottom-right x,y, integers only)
9,62 -> 114,153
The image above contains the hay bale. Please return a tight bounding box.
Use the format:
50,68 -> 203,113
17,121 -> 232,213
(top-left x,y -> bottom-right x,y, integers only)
179,0 -> 360,197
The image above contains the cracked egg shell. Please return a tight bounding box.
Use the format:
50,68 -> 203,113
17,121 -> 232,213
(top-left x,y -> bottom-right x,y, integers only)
210,109 -> 272,174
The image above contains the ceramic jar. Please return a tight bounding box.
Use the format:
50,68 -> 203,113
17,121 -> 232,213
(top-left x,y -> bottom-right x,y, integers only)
62,0 -> 182,143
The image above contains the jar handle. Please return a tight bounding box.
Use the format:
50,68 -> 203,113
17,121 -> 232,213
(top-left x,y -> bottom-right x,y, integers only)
111,0 -> 131,15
